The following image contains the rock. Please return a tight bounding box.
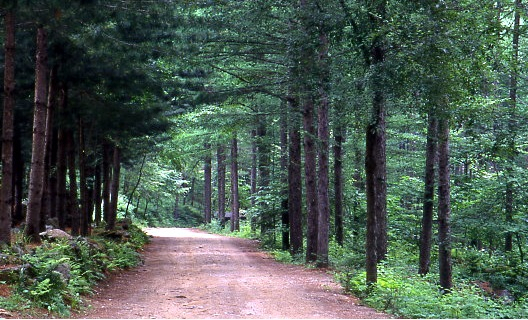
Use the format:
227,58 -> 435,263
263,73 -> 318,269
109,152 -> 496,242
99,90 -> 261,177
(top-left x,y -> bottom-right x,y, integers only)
0,308 -> 13,318
101,230 -> 130,241
12,245 -> 24,257
0,253 -> 20,266
53,263 -> 71,284
495,289 -> 514,304
117,218 -> 132,230
0,264 -> 30,283
39,229 -> 73,240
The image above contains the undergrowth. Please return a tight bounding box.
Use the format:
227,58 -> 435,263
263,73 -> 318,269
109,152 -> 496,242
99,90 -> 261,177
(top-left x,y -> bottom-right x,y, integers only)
330,241 -> 528,318
0,222 -> 149,317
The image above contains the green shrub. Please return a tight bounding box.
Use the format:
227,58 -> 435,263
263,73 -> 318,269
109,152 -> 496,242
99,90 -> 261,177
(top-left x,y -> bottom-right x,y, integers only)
0,223 -> 149,317
336,259 -> 528,319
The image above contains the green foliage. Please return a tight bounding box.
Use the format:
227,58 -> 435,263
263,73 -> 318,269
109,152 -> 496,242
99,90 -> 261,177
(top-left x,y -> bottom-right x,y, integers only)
174,204 -> 204,227
0,224 -> 149,317
337,260 -> 527,319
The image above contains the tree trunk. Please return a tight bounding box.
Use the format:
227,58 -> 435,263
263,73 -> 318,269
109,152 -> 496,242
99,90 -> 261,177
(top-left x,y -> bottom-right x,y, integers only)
41,65 -> 58,231
505,0 -> 521,252
12,134 -> 24,226
230,136 -> 240,232
47,127 -> 58,222
94,163 -> 102,226
67,129 -> 80,236
419,108 -> 438,275
286,11 -> 304,254
55,84 -> 68,229
365,34 -> 387,284
190,177 -> 195,207
102,142 -> 112,225
0,9 -> 16,244
299,0 -> 319,263
78,118 -> 90,236
304,95 -> 318,263
333,125 -> 345,246
217,145 -> 226,221
85,161 -> 95,230
316,30 -> 330,268
203,143 -> 212,224
250,129 -> 257,207
107,145 -> 121,230
25,26 -> 48,243
280,104 -> 290,251
288,98 -> 303,255
438,116 -> 452,291
143,199 -> 149,219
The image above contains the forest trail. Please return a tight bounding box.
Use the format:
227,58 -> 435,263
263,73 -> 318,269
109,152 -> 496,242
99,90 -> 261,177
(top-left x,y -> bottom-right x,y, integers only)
75,228 -> 388,319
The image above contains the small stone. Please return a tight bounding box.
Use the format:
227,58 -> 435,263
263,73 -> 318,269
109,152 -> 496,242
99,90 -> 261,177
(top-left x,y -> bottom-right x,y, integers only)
39,229 -> 73,240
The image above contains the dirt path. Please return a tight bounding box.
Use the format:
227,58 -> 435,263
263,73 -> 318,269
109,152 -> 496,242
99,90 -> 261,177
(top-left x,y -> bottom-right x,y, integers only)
75,228 -> 388,319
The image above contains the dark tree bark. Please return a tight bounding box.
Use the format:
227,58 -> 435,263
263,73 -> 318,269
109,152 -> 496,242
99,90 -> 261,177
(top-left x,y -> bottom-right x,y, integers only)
12,134 -> 24,226
280,104 -> 290,251
365,0 -> 388,283
85,160 -> 96,231
217,145 -> 226,221
419,108 -> 438,275
204,143 -> 212,224
55,84 -> 68,229
26,26 -> 49,243
41,65 -> 58,231
303,94 -> 319,263
298,0 -> 319,263
67,129 -> 80,236
288,98 -> 303,255
107,145 -> 121,230
333,125 -> 345,246
250,129 -> 257,207
47,126 -> 58,222
230,136 -> 240,232
438,116 -> 452,291
102,142 -> 112,224
505,0 -> 521,252
190,177 -> 195,207
78,119 -> 90,236
0,9 -> 16,244
316,30 -> 331,268
93,163 -> 102,226
286,10 -> 304,255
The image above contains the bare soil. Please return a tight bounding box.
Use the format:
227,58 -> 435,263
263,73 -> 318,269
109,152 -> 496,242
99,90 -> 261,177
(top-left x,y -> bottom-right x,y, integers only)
74,228 -> 389,319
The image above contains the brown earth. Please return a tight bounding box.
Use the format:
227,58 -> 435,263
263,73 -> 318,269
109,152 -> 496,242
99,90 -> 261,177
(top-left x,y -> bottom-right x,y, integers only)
74,228 -> 389,319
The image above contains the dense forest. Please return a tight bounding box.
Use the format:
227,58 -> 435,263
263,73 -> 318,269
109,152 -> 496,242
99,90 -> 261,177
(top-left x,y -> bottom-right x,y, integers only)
1,0 -> 528,318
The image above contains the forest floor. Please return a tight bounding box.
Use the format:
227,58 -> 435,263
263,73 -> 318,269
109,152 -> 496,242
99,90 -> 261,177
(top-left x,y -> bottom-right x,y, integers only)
73,228 -> 389,319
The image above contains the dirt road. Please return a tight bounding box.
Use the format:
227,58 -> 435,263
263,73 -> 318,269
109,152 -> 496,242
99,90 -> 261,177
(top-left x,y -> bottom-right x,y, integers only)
75,228 -> 388,319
